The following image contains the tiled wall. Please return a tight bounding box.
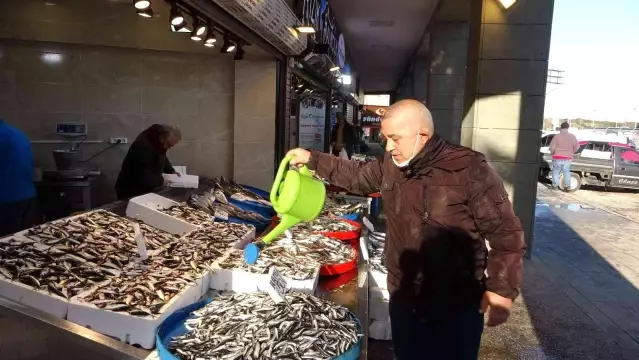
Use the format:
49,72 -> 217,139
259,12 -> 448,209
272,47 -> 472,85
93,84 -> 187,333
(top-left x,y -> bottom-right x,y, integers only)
0,39 -> 238,202
233,60 -> 277,189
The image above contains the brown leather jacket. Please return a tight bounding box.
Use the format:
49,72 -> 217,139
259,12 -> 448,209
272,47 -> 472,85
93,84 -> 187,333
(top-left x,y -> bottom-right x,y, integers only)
309,134 -> 526,312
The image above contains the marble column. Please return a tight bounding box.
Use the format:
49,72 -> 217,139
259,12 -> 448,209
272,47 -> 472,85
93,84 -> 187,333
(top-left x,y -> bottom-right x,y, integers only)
461,0 -> 555,253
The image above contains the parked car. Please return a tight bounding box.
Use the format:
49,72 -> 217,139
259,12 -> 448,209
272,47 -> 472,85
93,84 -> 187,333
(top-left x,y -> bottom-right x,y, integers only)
540,143 -> 639,192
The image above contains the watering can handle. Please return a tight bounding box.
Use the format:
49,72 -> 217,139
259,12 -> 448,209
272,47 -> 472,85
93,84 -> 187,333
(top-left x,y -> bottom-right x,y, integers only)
270,155 -> 312,204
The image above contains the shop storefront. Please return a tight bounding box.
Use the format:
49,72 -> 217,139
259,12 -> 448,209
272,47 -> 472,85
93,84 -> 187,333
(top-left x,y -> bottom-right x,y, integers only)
278,0 -> 360,156
0,1 -> 370,359
360,105 -> 386,142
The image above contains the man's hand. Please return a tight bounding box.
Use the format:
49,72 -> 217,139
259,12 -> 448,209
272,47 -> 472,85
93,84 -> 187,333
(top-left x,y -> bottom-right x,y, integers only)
480,291 -> 512,327
286,148 -> 312,166
174,172 -> 182,177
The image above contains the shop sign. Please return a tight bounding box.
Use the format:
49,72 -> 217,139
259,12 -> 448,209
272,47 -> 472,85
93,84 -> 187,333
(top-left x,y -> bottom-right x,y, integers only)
361,105 -> 387,128
207,0 -> 307,55
298,0 -> 345,67
298,95 -> 326,151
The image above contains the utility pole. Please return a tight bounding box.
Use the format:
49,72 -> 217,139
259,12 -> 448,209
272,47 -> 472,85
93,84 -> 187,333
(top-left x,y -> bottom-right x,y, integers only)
546,69 -> 564,95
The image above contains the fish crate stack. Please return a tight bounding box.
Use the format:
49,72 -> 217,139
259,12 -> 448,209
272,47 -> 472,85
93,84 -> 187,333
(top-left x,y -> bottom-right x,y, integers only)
367,230 -> 392,341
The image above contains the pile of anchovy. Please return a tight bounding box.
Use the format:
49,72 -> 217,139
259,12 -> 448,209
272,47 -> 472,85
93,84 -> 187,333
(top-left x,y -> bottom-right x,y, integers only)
159,204 -> 213,225
25,210 -> 178,256
77,268 -> 196,317
0,237 -> 117,298
219,231 -> 355,280
368,232 -> 387,274
292,215 -> 357,232
321,197 -> 363,217
169,292 -> 362,360
142,223 -> 255,275
1,211 -> 178,299
77,223 -> 255,316
189,190 -> 268,223
212,177 -> 271,206
219,248 -> 319,280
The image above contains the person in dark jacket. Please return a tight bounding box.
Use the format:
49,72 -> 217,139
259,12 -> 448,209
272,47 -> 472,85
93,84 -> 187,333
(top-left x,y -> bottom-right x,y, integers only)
0,119 -> 37,236
286,100 -> 525,360
330,114 -> 356,159
115,124 -> 181,200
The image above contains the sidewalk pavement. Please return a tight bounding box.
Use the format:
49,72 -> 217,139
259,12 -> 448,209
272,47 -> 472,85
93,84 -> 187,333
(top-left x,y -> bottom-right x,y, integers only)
369,185 -> 639,360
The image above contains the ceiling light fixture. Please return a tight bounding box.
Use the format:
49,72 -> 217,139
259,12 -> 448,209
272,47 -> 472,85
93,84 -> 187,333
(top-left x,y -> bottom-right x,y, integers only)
220,33 -> 235,53
204,32 -> 217,47
133,0 -> 150,9
137,8 -> 153,18
295,21 -> 315,34
170,4 -> 184,26
497,0 -> 517,9
171,22 -> 189,32
191,19 -> 207,41
329,66 -> 340,72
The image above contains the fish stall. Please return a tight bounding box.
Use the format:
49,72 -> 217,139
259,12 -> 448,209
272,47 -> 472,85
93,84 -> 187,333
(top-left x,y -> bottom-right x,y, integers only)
0,181 -> 372,360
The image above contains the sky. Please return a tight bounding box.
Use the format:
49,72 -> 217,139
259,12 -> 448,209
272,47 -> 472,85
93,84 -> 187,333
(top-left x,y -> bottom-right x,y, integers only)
544,0 -> 639,122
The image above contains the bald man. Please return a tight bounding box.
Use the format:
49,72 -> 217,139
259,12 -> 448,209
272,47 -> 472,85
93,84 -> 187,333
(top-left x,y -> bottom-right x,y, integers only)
287,99 -> 525,360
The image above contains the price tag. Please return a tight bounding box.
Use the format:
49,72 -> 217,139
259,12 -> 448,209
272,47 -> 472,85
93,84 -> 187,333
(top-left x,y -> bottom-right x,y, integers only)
265,267 -> 287,303
133,223 -> 148,261
215,209 -> 229,221
284,229 -> 293,239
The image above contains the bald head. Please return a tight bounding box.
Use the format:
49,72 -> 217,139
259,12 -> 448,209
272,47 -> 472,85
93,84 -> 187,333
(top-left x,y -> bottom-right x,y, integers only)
383,99 -> 434,136
380,99 -> 435,164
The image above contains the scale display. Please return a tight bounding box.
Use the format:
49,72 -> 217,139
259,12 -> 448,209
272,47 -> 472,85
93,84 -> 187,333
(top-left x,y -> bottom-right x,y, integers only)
56,123 -> 87,136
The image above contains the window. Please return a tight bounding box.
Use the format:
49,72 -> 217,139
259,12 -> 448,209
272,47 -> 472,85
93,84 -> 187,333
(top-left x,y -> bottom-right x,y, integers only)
620,149 -> 639,165
541,134 -> 554,147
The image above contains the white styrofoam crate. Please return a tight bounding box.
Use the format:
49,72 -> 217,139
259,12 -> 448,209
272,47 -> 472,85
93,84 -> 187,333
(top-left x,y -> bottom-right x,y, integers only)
369,319 -> 392,340
163,174 -> 199,188
369,285 -> 390,301
209,266 -> 320,294
369,296 -> 390,321
0,236 -> 70,318
67,278 -> 203,349
368,270 -> 388,290
126,193 -> 198,236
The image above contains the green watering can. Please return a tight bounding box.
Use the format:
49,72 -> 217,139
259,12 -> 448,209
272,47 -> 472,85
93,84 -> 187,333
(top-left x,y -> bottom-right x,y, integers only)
243,155 -> 326,264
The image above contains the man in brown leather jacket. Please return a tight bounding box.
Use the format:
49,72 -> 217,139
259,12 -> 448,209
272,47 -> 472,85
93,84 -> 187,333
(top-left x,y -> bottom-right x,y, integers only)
287,100 -> 526,360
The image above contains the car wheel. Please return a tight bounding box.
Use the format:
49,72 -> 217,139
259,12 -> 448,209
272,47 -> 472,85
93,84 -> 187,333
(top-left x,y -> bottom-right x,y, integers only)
560,172 -> 582,192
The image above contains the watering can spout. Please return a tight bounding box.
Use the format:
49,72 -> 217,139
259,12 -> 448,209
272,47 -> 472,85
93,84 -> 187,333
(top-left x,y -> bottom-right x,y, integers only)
243,154 -> 326,265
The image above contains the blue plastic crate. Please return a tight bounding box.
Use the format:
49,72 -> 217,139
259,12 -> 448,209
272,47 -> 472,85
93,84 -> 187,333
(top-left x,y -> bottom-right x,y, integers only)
156,298 -> 362,360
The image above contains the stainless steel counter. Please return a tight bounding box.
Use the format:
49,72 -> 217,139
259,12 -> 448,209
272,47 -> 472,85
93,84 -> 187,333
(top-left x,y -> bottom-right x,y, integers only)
0,186 -> 369,360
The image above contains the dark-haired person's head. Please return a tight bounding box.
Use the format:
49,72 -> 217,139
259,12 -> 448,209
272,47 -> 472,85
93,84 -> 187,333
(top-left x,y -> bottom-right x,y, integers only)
560,122 -> 570,130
